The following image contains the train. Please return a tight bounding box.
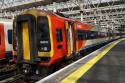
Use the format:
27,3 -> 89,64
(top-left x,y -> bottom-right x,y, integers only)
0,20 -> 12,60
12,9 -> 121,74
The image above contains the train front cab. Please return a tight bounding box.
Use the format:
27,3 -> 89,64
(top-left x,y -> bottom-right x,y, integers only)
13,14 -> 54,74
12,10 -> 79,74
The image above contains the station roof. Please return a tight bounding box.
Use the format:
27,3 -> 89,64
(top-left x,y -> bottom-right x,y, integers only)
0,0 -> 69,12
0,0 -> 124,31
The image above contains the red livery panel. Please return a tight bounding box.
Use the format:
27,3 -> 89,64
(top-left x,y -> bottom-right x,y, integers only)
0,23 -> 5,59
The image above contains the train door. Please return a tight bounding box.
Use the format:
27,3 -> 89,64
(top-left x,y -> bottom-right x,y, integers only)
65,21 -> 75,57
0,23 -> 5,59
15,15 -> 37,62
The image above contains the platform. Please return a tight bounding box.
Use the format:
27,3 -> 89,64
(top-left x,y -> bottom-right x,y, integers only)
75,39 -> 125,83
37,38 -> 125,83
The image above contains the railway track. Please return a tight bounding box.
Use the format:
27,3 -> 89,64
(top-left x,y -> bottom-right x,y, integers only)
0,62 -> 46,83
0,63 -> 17,80
0,40 -> 113,83
0,74 -> 24,83
0,63 -> 27,83
0,59 -> 77,83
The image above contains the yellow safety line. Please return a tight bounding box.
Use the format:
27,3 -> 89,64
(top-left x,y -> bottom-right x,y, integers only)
61,39 -> 123,83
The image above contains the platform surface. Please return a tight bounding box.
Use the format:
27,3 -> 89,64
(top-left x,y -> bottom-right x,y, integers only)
76,39 -> 125,83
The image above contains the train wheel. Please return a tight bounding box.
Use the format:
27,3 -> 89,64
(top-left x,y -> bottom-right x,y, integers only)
16,64 -> 32,75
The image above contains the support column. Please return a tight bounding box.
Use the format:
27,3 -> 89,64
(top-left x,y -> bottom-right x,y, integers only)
80,10 -> 83,21
53,2 -> 57,13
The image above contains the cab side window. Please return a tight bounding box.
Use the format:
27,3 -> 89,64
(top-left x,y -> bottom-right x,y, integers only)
56,28 -> 63,42
77,30 -> 87,40
8,29 -> 12,44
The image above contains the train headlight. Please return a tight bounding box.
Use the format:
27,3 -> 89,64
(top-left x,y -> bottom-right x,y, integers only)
39,47 -> 48,51
44,47 -> 48,51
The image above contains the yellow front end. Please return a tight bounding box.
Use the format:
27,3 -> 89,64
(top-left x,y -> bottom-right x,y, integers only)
12,9 -> 53,63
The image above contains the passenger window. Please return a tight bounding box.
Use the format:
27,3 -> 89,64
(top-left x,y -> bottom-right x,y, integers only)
77,30 -> 83,40
85,31 -> 91,39
90,31 -> 95,39
56,29 -> 63,42
8,30 -> 12,44
77,30 -> 87,40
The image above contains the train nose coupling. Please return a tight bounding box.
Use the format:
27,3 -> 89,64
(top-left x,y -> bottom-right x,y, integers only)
22,64 -> 32,74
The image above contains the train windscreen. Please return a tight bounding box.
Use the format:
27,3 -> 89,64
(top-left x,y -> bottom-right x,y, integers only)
37,16 -> 51,52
